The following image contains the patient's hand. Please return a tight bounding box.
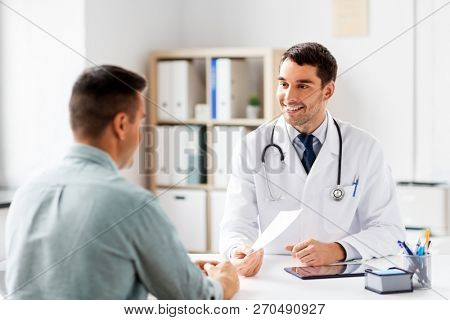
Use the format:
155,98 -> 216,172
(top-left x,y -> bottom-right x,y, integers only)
204,261 -> 240,300
285,239 -> 346,266
194,260 -> 220,276
230,244 -> 264,277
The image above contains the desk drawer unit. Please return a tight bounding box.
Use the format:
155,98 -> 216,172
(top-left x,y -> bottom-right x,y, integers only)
156,189 -> 207,252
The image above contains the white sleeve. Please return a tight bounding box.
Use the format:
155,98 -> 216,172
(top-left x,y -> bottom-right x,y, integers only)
219,138 -> 259,259
337,241 -> 362,261
340,142 -> 406,260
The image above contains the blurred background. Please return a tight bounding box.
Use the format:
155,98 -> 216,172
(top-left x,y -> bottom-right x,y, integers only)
0,0 -> 449,258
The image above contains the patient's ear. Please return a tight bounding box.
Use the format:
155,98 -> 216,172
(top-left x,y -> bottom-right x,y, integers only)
112,112 -> 128,141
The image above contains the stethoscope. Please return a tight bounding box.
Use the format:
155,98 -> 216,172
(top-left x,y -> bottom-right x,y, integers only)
261,117 -> 344,202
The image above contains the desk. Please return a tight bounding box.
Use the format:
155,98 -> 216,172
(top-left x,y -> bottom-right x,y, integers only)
191,254 -> 450,300
1,255 -> 449,300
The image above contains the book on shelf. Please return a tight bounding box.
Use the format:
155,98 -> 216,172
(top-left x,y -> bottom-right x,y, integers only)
211,58 -> 250,120
155,125 -> 206,186
212,125 -> 249,188
157,60 -> 205,121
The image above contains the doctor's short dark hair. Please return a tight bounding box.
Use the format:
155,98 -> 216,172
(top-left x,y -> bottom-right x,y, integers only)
69,65 -> 147,138
280,42 -> 337,88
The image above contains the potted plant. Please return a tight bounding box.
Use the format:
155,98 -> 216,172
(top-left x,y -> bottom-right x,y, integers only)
246,95 -> 261,119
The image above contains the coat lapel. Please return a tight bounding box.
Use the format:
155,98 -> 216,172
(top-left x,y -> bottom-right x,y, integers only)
306,111 -> 340,187
273,115 -> 307,183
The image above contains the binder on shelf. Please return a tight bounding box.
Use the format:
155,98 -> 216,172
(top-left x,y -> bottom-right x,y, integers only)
155,125 -> 172,185
164,125 -> 206,186
211,58 -> 217,119
186,125 -> 207,185
157,60 -> 205,121
213,126 -> 248,188
215,59 -> 250,120
157,61 -> 172,121
157,188 -> 207,252
172,125 -> 190,186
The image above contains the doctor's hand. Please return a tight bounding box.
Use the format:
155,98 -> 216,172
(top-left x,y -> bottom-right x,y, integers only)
285,239 -> 346,266
204,261 -> 240,300
230,244 -> 264,277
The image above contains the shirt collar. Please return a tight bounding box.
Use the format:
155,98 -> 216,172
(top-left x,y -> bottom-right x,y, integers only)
287,112 -> 328,144
65,144 -> 119,173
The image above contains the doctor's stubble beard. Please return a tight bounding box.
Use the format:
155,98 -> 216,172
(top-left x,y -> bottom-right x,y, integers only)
282,98 -> 326,129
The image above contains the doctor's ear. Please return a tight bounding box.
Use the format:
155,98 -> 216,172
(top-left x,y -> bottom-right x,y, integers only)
323,81 -> 335,100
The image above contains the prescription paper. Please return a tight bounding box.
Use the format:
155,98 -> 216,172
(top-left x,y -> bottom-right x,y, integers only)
251,209 -> 301,251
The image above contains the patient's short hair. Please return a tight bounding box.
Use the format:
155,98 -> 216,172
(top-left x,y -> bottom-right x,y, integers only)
69,65 -> 146,138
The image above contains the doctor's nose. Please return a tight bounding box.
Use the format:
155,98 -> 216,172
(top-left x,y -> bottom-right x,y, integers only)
284,89 -> 302,106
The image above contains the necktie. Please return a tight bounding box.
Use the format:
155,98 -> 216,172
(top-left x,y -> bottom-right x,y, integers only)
294,133 -> 316,174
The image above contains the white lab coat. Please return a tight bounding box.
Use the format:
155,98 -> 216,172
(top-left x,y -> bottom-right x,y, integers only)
220,112 -> 405,260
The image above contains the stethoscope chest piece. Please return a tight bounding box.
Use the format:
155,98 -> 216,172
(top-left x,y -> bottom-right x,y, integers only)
331,186 -> 345,201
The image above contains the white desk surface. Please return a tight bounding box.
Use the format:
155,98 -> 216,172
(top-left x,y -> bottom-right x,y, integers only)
190,254 -> 450,300
1,256 -> 449,300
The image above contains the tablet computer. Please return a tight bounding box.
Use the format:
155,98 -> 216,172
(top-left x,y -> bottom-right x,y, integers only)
284,263 -> 368,280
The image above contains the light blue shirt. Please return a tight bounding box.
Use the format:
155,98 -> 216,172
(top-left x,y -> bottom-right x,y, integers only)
286,113 -> 361,261
5,144 -> 222,299
286,112 -> 328,157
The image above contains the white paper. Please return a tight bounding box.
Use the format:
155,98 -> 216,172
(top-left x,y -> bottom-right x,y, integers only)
251,209 -> 301,251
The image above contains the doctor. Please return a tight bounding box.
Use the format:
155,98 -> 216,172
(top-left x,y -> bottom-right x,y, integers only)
220,42 -> 405,277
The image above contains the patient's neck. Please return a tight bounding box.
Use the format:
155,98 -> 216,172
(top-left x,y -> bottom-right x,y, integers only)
74,132 -> 120,167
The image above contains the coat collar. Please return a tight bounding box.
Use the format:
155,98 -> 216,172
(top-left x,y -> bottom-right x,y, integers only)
272,110 -> 340,180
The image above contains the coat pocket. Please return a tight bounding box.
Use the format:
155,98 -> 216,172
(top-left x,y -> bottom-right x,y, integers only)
322,185 -> 359,236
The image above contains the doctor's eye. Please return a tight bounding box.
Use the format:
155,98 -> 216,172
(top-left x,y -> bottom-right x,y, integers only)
279,82 -> 289,89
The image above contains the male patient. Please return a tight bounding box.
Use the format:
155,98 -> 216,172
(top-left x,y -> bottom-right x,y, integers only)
5,65 -> 239,299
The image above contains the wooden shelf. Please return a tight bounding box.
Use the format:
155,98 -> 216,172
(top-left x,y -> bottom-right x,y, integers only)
212,118 -> 266,126
151,47 -> 278,59
156,184 -> 210,190
157,118 -> 268,127
157,119 -> 208,126
156,184 -> 230,192
147,47 -> 285,253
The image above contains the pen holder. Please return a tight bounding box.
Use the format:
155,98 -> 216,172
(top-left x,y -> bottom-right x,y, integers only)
402,254 -> 431,289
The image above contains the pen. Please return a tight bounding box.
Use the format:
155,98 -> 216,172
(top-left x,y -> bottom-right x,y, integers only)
414,235 -> 421,254
397,240 -> 407,255
352,175 -> 359,197
417,246 -> 424,256
424,228 -> 430,253
402,241 -> 414,256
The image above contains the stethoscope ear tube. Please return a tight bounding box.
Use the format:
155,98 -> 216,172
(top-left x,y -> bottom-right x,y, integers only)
261,116 -> 344,201
261,144 -> 285,163
333,118 -> 343,186
332,118 -> 344,201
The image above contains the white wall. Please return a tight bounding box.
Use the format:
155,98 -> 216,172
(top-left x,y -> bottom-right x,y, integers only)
0,0 -> 86,187
180,0 -> 415,181
416,0 -> 450,182
1,0 -> 448,187
85,0 -> 182,187
0,0 -> 183,188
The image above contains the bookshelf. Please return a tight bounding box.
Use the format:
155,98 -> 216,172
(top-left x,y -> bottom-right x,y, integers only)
147,48 -> 284,252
